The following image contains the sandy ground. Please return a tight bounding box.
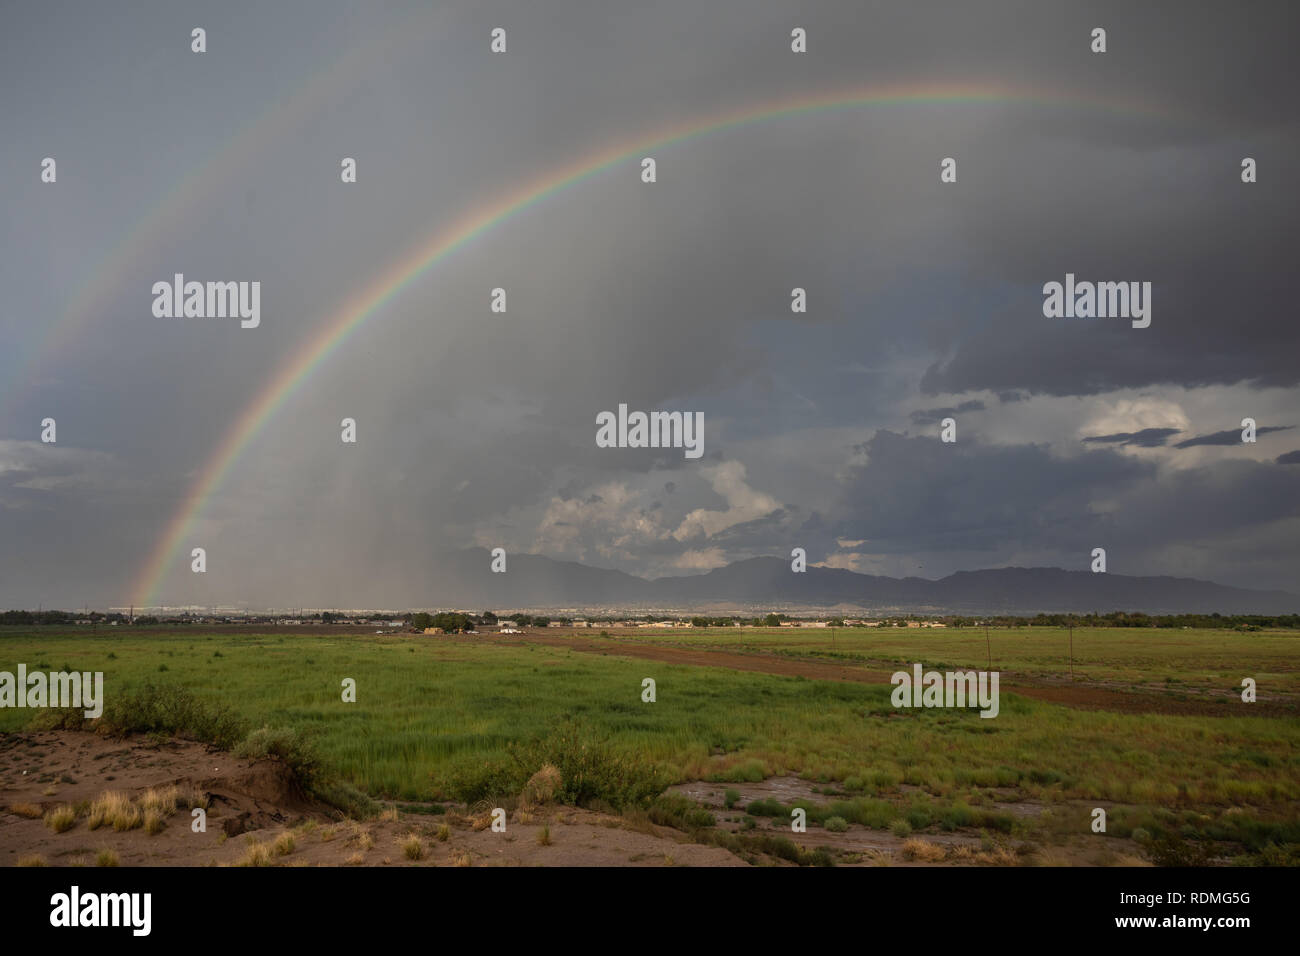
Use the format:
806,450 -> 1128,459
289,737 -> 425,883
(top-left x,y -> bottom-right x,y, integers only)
0,731 -> 743,867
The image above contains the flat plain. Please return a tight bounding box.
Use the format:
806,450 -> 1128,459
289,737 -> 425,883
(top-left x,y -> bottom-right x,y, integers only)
1,624 -> 1296,866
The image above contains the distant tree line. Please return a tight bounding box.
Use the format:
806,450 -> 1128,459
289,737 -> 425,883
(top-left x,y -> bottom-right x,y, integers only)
408,611 -> 476,633
4,608 -> 1296,630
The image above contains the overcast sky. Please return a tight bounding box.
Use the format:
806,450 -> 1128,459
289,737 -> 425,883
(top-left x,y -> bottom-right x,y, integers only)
2,0 -> 1297,609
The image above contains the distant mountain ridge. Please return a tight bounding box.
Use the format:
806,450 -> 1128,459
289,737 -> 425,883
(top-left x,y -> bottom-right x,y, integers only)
428,550 -> 1299,614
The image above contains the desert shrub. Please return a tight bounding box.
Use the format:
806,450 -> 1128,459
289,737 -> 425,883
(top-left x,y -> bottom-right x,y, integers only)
98,682 -> 245,749
906,806 -> 933,830
311,779 -> 379,819
28,707 -> 87,731
1142,833 -> 1212,867
745,797 -> 785,818
824,815 -> 849,833
236,726 -> 322,791
647,794 -> 714,830
519,763 -> 562,808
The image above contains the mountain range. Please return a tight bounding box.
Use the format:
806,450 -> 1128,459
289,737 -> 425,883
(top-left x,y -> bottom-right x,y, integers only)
426,550 -> 1299,615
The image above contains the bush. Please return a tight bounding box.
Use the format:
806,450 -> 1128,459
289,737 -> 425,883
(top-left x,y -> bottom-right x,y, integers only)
97,683 -> 245,749
1142,833 -> 1212,867
236,726 -> 322,792
450,718 -> 667,810
648,794 -> 715,830
745,797 -> 785,818
824,816 -> 849,833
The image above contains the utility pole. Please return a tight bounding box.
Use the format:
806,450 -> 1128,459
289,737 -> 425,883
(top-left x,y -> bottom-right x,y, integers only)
1069,620 -> 1075,680
985,622 -> 992,671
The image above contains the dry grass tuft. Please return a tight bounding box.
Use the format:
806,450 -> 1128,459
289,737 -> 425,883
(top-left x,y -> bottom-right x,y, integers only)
402,833 -> 424,860
237,841 -> 274,867
347,823 -> 373,851
140,785 -> 180,816
900,838 -> 947,862
44,804 -> 77,833
143,808 -> 166,835
87,792 -> 141,832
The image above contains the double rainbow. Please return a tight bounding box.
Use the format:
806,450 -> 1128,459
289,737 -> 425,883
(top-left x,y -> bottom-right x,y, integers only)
128,80 -> 1183,607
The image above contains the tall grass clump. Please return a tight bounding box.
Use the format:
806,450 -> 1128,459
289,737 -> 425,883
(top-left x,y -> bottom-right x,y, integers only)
446,718 -> 668,810
98,682 -> 246,749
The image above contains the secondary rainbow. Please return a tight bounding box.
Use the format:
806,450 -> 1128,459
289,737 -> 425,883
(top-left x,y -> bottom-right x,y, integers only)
130,80 -> 1188,607
0,6 -> 432,420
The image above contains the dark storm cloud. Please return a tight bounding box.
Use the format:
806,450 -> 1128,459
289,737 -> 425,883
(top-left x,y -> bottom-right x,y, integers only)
1,0 -> 1297,605
1175,425 -> 1294,448
1082,427 -> 1182,448
910,400 -> 985,426
825,430 -> 1300,588
1277,451 -> 1300,465
833,431 -> 1152,554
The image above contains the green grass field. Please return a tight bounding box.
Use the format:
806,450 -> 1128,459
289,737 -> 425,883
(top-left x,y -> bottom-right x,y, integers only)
2,625 -> 1298,863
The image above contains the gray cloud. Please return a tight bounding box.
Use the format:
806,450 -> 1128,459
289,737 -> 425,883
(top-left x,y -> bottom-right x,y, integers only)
1,0 -> 1297,606
1083,427 -> 1182,448
911,400 -> 986,426
1175,425 -> 1294,448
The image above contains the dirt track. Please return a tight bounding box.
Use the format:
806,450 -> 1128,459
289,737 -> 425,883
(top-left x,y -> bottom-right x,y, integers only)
464,632 -> 1292,718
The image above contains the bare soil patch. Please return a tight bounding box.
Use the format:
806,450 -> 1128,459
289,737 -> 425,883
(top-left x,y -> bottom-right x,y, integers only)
0,731 -> 742,867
